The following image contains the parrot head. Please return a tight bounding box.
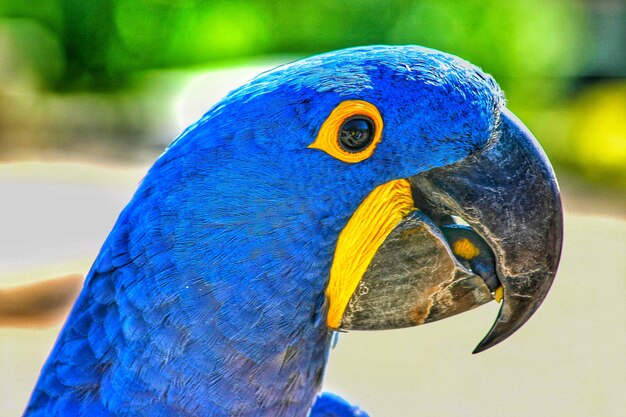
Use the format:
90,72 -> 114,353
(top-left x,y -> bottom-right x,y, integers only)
163,45 -> 562,353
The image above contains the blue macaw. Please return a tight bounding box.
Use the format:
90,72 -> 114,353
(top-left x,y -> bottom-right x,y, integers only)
24,45 -> 563,417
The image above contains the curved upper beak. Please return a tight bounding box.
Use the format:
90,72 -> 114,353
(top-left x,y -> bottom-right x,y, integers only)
410,109 -> 563,353
336,109 -> 563,354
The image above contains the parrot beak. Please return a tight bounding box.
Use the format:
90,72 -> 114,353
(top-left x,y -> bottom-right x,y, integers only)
411,109 -> 563,352
337,109 -> 563,353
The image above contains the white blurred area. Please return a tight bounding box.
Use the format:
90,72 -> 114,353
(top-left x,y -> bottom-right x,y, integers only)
173,63 -> 279,132
1,64 -> 625,417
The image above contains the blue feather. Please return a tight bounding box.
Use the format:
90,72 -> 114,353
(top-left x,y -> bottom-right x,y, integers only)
310,393 -> 369,417
25,45 -> 503,416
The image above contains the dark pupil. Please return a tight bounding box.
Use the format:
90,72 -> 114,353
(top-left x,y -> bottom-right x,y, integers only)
339,118 -> 374,152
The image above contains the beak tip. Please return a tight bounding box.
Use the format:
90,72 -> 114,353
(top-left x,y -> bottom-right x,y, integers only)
471,346 -> 485,355
471,324 -> 501,354
471,287 -> 554,354
472,335 -> 498,354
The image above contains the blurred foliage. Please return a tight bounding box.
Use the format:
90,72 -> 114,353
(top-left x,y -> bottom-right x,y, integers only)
0,0 -> 589,91
0,0 -> 624,189
569,83 -> 626,187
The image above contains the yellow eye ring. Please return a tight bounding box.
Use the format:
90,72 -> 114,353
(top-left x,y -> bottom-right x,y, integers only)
309,100 -> 384,163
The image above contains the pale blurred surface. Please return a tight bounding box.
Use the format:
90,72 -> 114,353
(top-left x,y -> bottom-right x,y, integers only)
1,161 -> 625,417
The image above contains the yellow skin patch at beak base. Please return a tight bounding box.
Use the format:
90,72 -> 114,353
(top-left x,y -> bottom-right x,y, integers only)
452,237 -> 480,260
326,178 -> 415,328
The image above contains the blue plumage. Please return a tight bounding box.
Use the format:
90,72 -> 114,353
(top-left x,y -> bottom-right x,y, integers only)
26,45 -> 504,416
309,393 -> 368,417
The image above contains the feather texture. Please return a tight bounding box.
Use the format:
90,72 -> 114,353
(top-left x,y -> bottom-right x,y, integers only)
26,45 -> 503,416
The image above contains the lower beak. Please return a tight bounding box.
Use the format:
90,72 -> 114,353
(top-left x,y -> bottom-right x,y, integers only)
338,109 -> 564,353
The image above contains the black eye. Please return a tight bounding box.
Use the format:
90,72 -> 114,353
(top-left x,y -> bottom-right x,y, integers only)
338,117 -> 375,153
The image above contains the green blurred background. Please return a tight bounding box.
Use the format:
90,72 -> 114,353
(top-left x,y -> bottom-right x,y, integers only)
0,0 -> 625,188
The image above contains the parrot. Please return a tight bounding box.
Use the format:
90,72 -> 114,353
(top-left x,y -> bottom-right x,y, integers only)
23,45 -> 563,417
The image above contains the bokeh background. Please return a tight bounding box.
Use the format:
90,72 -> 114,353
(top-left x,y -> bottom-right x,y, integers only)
1,0 -> 624,416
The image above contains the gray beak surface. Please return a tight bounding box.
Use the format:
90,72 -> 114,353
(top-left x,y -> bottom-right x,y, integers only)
410,109 -> 563,353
